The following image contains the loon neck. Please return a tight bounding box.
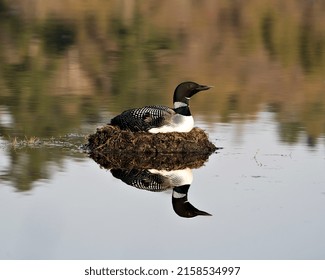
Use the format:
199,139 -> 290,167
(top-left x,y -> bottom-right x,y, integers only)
173,101 -> 191,116
173,184 -> 190,198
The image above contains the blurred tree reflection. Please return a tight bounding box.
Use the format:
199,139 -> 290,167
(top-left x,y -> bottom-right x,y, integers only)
0,0 -> 325,190
42,19 -> 76,55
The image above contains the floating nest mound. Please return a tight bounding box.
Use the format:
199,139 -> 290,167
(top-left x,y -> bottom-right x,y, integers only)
86,125 -> 217,154
84,125 -> 218,170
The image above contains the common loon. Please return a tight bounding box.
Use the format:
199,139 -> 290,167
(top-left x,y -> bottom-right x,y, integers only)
111,168 -> 211,218
110,81 -> 212,133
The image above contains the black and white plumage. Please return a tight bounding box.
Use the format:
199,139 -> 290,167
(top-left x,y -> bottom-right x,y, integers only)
110,168 -> 211,218
110,81 -> 212,133
110,105 -> 174,133
110,168 -> 172,192
111,168 -> 193,192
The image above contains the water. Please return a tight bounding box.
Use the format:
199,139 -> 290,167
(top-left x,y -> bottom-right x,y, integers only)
0,0 -> 325,259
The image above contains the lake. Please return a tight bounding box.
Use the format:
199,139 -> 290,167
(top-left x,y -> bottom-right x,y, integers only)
0,0 -> 324,260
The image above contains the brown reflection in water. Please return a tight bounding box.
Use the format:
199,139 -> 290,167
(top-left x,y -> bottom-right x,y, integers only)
0,0 -> 325,191
0,0 -> 324,139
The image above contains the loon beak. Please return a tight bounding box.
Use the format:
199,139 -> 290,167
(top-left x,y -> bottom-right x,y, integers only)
197,84 -> 213,91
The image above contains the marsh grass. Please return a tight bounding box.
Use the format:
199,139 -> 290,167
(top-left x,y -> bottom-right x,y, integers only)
7,136 -> 41,148
4,135 -> 84,153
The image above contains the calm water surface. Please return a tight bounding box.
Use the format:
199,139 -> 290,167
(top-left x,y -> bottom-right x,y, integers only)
0,0 -> 325,259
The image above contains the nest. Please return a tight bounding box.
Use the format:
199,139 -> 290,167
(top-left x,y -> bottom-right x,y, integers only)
84,125 -> 218,170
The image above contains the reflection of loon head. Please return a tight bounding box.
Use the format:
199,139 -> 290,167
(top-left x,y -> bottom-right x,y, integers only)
172,185 -> 212,218
111,168 -> 211,218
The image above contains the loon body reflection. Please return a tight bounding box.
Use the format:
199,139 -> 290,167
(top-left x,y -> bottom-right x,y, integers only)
110,169 -> 173,192
110,81 -> 212,133
111,168 -> 211,218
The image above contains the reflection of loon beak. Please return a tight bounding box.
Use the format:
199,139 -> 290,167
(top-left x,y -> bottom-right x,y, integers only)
172,200 -> 212,218
193,208 -> 212,216
172,185 -> 212,218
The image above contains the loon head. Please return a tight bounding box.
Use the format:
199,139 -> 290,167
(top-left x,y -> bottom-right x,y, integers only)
173,81 -> 212,107
172,184 -> 212,218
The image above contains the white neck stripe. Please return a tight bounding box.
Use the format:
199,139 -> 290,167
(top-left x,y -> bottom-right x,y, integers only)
174,101 -> 188,109
172,191 -> 187,199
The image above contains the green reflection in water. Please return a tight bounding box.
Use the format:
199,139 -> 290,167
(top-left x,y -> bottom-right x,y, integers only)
0,0 -> 325,191
261,12 -> 277,58
42,19 -> 76,55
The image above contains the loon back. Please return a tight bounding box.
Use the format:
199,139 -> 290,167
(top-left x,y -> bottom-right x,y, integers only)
110,105 -> 175,132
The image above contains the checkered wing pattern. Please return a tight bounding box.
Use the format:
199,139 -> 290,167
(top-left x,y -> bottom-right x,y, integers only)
110,105 -> 174,132
110,169 -> 171,192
